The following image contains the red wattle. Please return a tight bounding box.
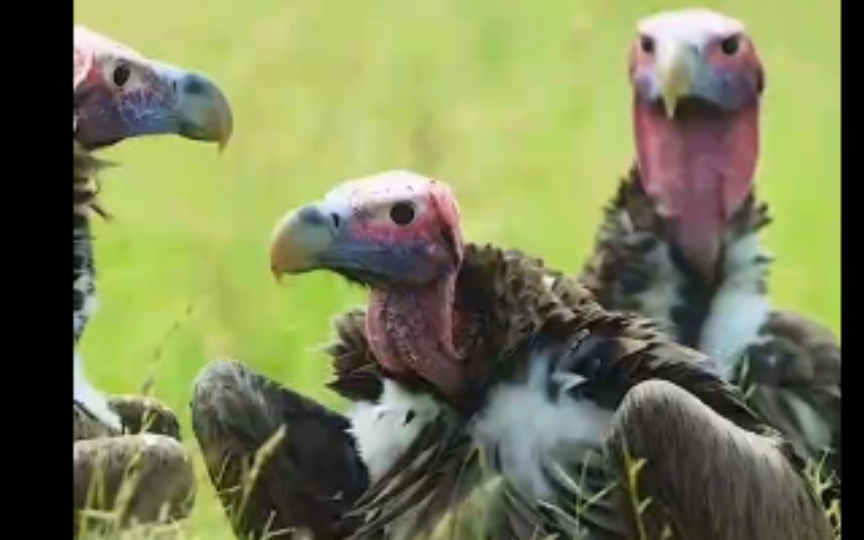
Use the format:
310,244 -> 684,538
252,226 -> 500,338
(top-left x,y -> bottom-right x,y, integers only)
632,99 -> 759,281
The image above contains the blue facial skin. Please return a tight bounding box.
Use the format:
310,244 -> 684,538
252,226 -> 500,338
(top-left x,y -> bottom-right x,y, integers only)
281,203 -> 455,288
631,45 -> 763,111
75,62 -> 232,150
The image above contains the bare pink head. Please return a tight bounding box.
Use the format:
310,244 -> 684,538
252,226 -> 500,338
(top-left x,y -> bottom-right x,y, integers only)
269,171 -> 467,396
629,9 -> 764,282
74,25 -> 233,151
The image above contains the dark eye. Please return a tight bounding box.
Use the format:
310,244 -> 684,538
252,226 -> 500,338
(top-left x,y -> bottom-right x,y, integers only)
640,36 -> 655,54
112,63 -> 131,87
389,201 -> 416,226
720,35 -> 740,56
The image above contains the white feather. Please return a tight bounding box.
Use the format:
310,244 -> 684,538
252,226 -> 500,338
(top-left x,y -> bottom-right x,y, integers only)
74,351 -> 122,431
348,380 -> 440,482
698,232 -> 772,378
472,351 -> 613,499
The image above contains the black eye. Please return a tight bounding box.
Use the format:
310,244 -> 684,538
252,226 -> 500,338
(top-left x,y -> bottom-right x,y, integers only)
640,36 -> 655,54
112,63 -> 131,87
720,35 -> 740,56
389,201 -> 416,226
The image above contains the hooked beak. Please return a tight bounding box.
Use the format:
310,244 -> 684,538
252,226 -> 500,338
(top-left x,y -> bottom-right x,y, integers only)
74,61 -> 233,151
656,41 -> 696,118
269,204 -> 339,280
154,63 -> 233,149
268,199 -> 448,287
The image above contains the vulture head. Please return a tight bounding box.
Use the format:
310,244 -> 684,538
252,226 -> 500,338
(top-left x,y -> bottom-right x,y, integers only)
74,25 -> 233,152
629,9 -> 764,283
270,170 -> 471,399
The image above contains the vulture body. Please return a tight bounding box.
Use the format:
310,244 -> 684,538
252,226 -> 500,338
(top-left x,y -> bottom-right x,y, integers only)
73,25 -> 231,535
192,170 -> 833,540
577,9 -> 841,488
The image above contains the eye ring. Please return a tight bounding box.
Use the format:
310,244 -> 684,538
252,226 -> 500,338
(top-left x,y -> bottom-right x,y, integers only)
112,63 -> 132,88
389,201 -> 416,226
720,35 -> 741,56
640,36 -> 655,54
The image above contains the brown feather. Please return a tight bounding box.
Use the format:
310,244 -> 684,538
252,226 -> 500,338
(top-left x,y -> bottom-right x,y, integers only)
578,166 -> 840,480
322,244 -> 816,540
73,141 -> 112,219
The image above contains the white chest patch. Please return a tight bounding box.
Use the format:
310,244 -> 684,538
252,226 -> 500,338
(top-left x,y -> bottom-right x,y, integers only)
347,380 -> 441,483
472,351 -> 613,499
74,351 -> 121,431
698,232 -> 772,378
631,230 -> 772,380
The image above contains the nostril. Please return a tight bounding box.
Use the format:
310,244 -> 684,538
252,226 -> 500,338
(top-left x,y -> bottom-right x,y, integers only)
330,213 -> 341,229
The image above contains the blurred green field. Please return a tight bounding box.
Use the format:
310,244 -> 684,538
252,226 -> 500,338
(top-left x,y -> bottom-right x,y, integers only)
74,0 -> 840,537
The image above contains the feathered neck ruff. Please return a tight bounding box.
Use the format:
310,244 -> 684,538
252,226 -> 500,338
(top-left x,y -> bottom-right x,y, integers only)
74,141 -> 112,220
326,244 -> 675,412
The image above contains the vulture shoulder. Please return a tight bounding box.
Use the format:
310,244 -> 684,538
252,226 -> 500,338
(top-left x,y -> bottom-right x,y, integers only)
578,167 -> 667,317
742,309 -> 841,475
322,245 -> 800,540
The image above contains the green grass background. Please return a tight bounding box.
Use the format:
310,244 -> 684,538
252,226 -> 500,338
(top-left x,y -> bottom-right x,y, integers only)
74,0 -> 840,537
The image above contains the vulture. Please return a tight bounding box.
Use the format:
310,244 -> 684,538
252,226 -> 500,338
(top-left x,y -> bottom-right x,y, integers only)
191,170 -> 833,540
577,9 -> 842,491
73,25 -> 232,535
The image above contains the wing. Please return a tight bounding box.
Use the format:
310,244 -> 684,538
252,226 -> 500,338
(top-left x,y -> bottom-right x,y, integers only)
739,310 -> 841,475
515,311 -> 813,540
191,359 -> 371,540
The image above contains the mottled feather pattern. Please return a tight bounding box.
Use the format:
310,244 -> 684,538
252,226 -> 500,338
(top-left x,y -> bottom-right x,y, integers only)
73,143 -> 107,345
578,166 -> 840,484
73,221 -> 96,346
323,245 -> 801,540
742,311 -> 842,475
74,142 -> 123,431
578,168 -> 670,322
579,166 -> 771,346
325,309 -> 385,402
74,141 -> 111,219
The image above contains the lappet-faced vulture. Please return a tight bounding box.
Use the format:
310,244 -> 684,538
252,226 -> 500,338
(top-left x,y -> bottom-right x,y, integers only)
578,9 -> 841,495
73,25 -> 232,536
191,170 -> 833,540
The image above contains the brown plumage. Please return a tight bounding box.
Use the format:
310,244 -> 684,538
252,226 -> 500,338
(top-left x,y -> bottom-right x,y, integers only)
73,398 -> 194,537
578,9 -> 841,491
326,243 -> 830,540
192,170 -> 833,540
73,142 -> 110,219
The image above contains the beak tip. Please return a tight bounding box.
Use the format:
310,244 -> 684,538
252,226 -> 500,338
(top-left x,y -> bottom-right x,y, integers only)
662,97 -> 678,119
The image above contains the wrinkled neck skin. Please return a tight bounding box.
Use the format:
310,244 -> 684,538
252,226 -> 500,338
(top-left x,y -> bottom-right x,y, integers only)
633,101 -> 760,286
366,271 -> 470,399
